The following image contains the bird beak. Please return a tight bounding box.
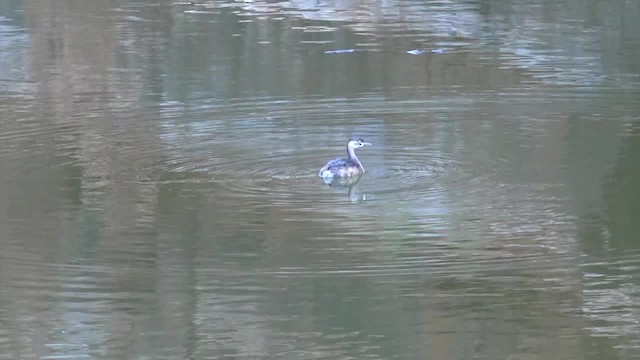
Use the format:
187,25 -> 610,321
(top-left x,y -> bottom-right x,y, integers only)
363,142 -> 372,146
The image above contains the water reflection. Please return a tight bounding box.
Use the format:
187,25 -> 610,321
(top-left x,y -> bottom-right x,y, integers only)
1,0 -> 640,359
321,173 -> 368,203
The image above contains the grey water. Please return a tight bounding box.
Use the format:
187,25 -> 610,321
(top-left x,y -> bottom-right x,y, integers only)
1,0 -> 640,358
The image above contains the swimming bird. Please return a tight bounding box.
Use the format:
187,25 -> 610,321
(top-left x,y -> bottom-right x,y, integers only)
319,137 -> 372,182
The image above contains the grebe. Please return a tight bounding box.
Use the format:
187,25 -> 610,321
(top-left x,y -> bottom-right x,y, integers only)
319,137 -> 372,181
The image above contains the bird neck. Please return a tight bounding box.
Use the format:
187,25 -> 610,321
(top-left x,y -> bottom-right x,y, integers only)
347,145 -> 365,172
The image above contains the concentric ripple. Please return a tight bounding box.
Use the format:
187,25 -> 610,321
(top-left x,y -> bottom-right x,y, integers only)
154,95 -> 472,208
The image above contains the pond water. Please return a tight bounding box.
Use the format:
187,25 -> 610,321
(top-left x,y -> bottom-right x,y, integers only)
1,0 -> 640,359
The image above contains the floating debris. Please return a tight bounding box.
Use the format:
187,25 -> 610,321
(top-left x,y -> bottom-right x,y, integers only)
325,49 -> 356,54
407,48 -> 445,55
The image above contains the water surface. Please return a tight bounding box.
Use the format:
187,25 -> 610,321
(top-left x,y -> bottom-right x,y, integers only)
1,0 -> 640,359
